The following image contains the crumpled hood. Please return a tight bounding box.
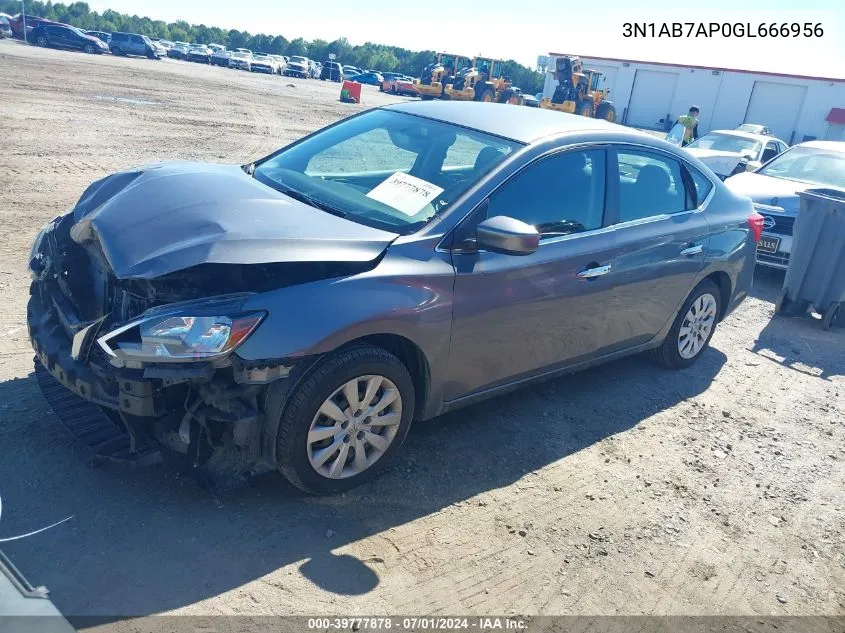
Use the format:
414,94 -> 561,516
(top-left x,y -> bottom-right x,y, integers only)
69,161 -> 398,279
724,171 -> 807,214
684,148 -> 743,176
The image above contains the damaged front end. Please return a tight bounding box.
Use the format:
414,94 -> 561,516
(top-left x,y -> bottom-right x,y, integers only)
26,212 -> 340,492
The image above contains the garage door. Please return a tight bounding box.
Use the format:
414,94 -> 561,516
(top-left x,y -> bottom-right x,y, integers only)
744,81 -> 807,144
625,70 -> 678,130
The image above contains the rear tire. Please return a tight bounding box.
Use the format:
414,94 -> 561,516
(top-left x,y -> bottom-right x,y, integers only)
111,46 -> 122,56
275,345 -> 415,495
822,303 -> 840,330
651,280 -> 721,369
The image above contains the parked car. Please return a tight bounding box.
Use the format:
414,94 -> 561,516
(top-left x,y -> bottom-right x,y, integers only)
284,56 -> 310,78
235,48 -> 252,55
0,16 -> 11,39
27,101 -> 761,494
208,43 -> 225,52
31,23 -> 109,54
167,41 -> 189,59
321,61 -> 344,81
157,39 -> 174,50
354,71 -> 384,86
725,140 -> 845,269
250,53 -> 280,74
310,61 -> 322,79
83,30 -> 111,45
736,123 -> 774,136
379,72 -> 403,87
228,50 -> 252,71
186,44 -> 213,63
683,130 -> 788,180
211,48 -> 231,67
272,55 -> 288,73
343,65 -> 362,76
523,93 -> 540,108
110,32 -> 166,59
384,76 -> 419,97
8,14 -> 57,39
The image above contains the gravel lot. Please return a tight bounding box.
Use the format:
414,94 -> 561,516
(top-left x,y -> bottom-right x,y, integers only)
0,40 -> 843,620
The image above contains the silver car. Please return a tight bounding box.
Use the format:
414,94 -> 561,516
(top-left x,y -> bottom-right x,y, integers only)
725,140 -> 845,269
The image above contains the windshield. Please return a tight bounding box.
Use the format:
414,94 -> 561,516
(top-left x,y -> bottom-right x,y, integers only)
232,52 -> 250,58
687,133 -> 761,155
758,146 -> 845,188
291,56 -> 307,63
253,109 -> 521,234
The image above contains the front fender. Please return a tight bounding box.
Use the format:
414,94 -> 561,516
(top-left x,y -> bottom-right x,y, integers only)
234,245 -> 456,371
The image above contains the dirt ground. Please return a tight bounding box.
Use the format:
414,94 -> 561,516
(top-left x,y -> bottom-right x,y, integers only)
0,40 -> 843,621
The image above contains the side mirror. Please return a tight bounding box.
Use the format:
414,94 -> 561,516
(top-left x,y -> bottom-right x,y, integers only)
476,216 -> 539,256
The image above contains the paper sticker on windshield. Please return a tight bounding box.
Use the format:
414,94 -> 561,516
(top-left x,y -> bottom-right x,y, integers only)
366,172 -> 444,216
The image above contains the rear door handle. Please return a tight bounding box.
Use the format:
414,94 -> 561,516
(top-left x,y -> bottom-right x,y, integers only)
577,264 -> 612,279
680,244 -> 703,256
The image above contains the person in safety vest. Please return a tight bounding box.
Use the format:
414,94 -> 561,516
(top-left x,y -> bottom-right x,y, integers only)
677,106 -> 700,146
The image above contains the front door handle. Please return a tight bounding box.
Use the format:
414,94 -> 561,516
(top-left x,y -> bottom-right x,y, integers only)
680,244 -> 703,256
577,264 -> 612,279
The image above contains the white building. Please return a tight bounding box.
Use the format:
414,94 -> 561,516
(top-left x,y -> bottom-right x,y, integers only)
542,54 -> 845,145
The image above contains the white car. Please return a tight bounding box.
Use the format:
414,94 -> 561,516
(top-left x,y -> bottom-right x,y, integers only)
682,130 -> 789,180
736,123 -> 774,136
251,53 -> 280,74
229,51 -> 252,71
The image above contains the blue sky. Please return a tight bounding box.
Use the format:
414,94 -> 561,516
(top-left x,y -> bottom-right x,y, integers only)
88,0 -> 843,77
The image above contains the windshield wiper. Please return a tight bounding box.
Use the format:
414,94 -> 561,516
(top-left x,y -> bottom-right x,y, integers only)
276,185 -> 348,218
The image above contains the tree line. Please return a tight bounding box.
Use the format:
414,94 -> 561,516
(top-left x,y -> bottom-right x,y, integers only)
1,1 -> 545,93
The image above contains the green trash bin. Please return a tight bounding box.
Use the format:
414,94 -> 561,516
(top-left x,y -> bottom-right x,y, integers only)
777,188 -> 845,330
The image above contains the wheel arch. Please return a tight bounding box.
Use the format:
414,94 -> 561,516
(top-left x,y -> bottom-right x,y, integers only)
702,270 -> 733,321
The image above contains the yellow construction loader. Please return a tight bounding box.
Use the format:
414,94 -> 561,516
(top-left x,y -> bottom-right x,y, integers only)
414,53 -> 473,100
443,57 -> 524,105
540,55 -> 616,121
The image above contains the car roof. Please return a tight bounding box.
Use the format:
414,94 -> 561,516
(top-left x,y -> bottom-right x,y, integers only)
707,129 -> 783,143
384,101 -> 629,144
795,140 -> 845,152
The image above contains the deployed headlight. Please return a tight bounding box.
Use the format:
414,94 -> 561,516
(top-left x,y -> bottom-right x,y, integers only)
98,308 -> 264,363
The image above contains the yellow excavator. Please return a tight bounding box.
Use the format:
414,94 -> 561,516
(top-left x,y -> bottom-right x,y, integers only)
414,52 -> 473,100
540,55 -> 616,121
443,57 -> 524,105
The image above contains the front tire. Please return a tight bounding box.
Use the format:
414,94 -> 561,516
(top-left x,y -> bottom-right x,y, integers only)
84,43 -> 96,54
37,36 -> 48,47
275,345 -> 415,494
595,101 -> 616,122
652,280 -> 721,369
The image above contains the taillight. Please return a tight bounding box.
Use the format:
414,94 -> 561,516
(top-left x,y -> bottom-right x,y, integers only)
748,212 -> 764,243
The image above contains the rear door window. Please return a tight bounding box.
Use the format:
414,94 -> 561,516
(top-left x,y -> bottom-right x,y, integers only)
615,150 -> 690,222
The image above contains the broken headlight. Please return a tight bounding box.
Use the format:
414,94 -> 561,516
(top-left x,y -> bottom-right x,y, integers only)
97,308 -> 264,363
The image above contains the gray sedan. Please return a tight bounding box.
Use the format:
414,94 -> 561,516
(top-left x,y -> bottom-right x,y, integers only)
27,102 -> 762,494
725,140 -> 845,269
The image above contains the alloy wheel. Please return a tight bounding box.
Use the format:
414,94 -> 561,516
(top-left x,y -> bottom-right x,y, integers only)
307,375 -> 402,479
678,293 -> 718,359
